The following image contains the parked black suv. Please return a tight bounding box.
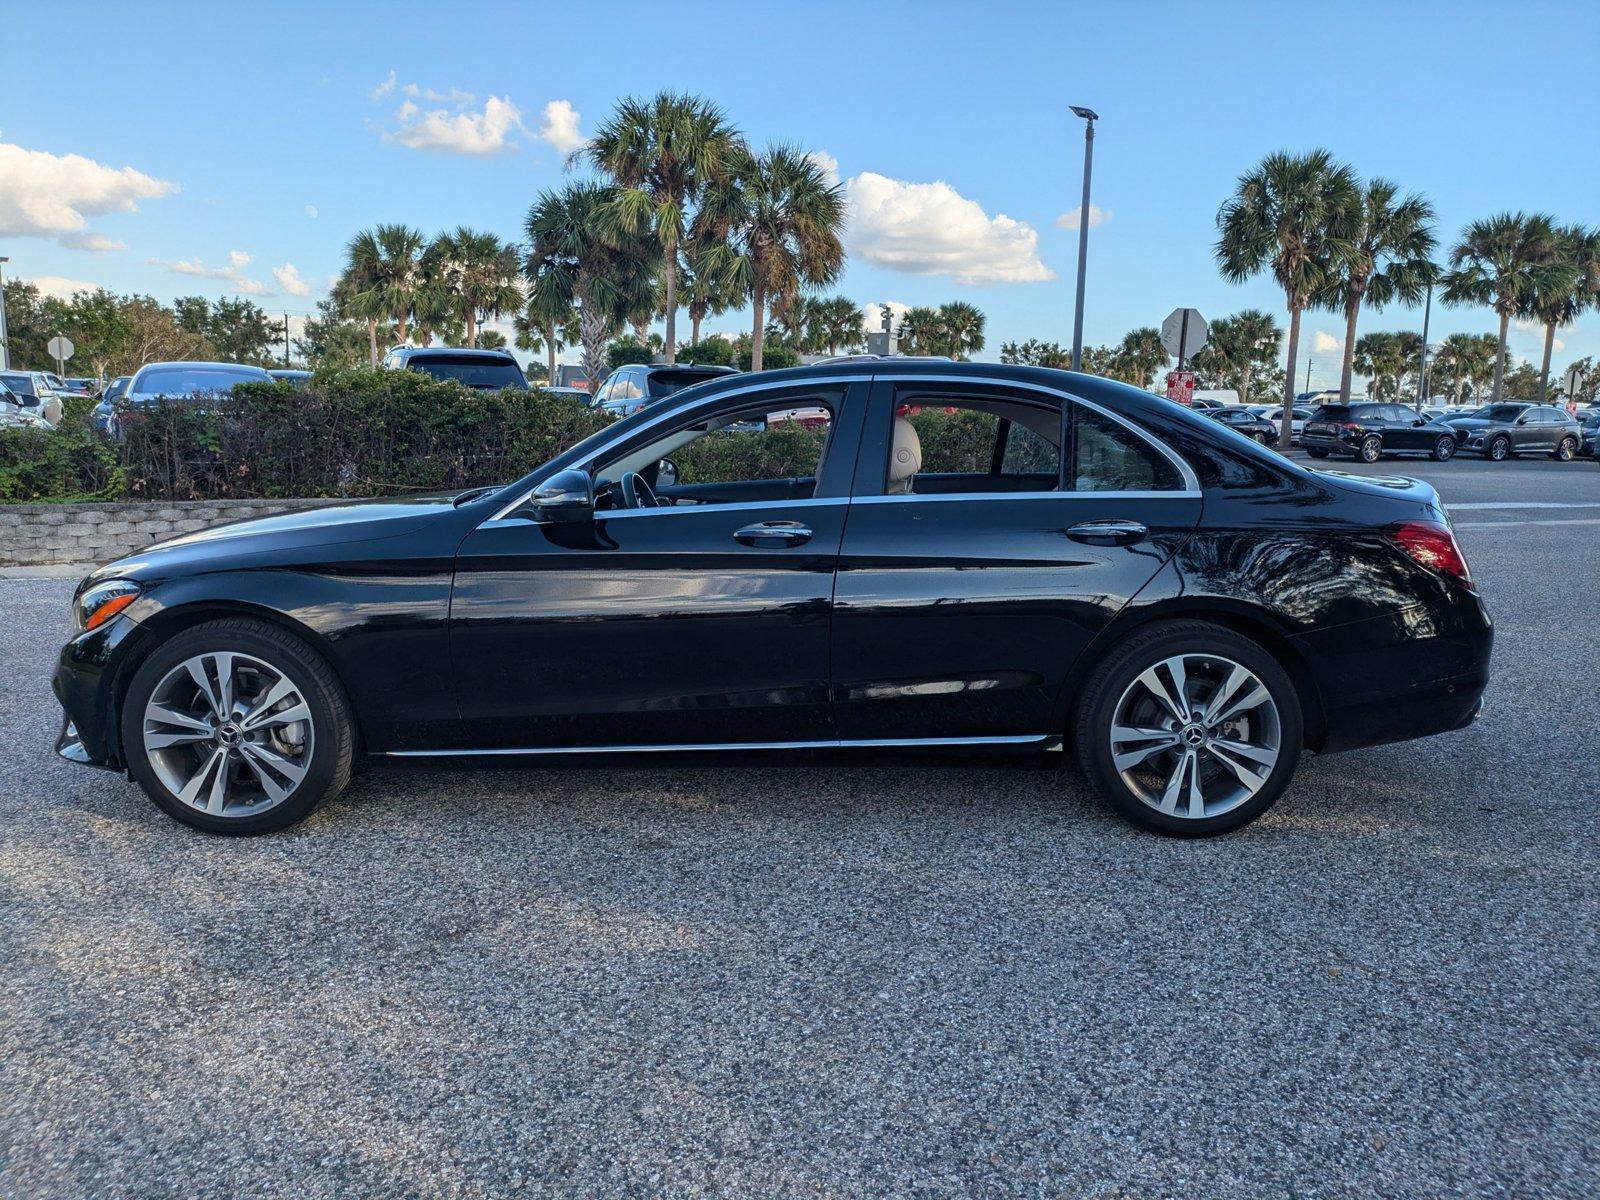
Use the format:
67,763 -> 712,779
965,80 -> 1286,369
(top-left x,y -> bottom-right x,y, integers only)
382,347 -> 528,391
1301,402 -> 1459,462
1441,403 -> 1583,461
593,363 -> 739,416
1577,408 -> 1598,460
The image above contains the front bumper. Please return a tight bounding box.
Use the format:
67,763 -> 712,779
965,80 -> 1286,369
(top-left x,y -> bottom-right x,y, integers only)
53,613 -> 146,770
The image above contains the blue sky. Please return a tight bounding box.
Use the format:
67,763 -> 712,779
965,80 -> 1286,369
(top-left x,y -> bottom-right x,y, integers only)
5,0 -> 1597,387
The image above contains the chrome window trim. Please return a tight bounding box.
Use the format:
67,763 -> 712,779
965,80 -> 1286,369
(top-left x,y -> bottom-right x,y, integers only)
488,373 -> 861,521
385,733 -> 1057,758
851,489 -> 1200,504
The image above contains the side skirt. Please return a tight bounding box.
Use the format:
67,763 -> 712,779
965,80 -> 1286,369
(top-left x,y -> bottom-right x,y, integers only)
384,734 -> 1061,759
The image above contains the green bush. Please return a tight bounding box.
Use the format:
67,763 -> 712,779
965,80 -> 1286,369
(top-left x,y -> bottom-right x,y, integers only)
605,340 -> 654,371
738,342 -> 800,371
676,338 -> 735,367
905,407 -> 1002,473
674,423 -> 828,485
110,369 -> 613,501
0,396 -> 121,501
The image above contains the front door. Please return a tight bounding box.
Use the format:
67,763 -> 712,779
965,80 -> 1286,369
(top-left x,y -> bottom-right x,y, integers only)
449,380 -> 866,749
831,379 -> 1203,741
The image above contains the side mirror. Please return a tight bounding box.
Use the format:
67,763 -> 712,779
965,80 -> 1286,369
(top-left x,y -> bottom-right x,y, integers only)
656,458 -> 678,487
527,468 -> 594,522
1515,416 -> 1528,425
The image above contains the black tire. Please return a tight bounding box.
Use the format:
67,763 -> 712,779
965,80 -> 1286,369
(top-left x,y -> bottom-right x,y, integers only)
1306,448 -> 1329,459
1358,435 -> 1383,463
1429,435 -> 1456,462
120,618 -> 355,834
1487,435 -> 1511,462
1553,437 -> 1576,461
1072,620 -> 1304,837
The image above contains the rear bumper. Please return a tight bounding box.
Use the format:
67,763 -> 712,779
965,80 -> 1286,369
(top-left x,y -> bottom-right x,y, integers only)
1300,430 -> 1354,455
1290,590 -> 1493,754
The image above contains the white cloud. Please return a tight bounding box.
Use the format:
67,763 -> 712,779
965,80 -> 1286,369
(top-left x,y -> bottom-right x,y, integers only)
807,150 -> 841,188
24,275 -> 100,301
843,172 -> 1054,285
1311,330 -> 1342,355
0,140 -> 175,248
1054,203 -> 1112,231
59,231 -> 126,252
403,82 -> 477,105
390,94 -> 524,156
305,204 -> 318,219
537,100 -> 587,156
370,70 -> 396,101
150,249 -> 273,296
271,262 -> 312,297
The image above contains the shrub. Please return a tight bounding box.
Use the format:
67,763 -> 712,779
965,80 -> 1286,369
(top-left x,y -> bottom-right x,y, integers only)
0,396 -> 121,501
738,342 -> 800,371
112,369 -> 613,501
676,338 -> 735,367
674,422 -> 828,485
605,340 -> 654,371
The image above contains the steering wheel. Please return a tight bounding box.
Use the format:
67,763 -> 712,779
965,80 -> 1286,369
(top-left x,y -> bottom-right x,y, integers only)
619,471 -> 661,509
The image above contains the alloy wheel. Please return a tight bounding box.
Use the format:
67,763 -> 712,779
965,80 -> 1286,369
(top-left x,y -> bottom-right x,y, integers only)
1489,436 -> 1509,461
1108,653 -> 1282,821
1435,437 -> 1454,461
142,651 -> 314,818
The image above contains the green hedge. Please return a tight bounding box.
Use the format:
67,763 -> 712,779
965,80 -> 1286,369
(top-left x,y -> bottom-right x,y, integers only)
0,396 -> 121,502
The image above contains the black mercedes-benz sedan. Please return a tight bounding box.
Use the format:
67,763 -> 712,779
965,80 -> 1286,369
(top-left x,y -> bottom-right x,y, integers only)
53,363 -> 1492,837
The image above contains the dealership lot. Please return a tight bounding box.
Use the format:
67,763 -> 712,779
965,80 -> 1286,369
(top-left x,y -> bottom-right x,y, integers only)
2,458 -> 1597,1197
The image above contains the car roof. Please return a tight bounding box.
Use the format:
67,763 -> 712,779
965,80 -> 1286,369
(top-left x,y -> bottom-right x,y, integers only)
134,361 -> 273,373
391,346 -> 517,361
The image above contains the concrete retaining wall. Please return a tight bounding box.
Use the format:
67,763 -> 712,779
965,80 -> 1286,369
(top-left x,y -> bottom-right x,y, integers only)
0,500 -> 331,567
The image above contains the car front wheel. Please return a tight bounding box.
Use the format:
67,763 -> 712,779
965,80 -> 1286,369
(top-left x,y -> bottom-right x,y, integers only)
1554,436 -> 1577,461
1430,435 -> 1456,462
1072,621 -> 1304,837
120,617 -> 355,834
1487,435 -> 1511,461
1358,435 -> 1382,462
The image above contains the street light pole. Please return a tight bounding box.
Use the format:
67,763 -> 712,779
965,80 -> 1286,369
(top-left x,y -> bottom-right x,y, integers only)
0,256 -> 10,372
1416,278 -> 1433,412
1068,106 -> 1098,372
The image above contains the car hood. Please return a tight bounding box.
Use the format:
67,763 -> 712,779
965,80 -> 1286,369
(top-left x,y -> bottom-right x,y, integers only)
1443,417 -> 1494,429
86,493 -> 471,585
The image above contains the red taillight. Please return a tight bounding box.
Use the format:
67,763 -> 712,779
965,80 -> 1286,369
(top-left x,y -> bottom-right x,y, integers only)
1388,521 -> 1474,591
1339,421 -> 1362,433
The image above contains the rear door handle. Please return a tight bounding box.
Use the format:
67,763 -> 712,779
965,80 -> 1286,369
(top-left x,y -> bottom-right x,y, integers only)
1067,519 -> 1148,546
734,520 -> 813,547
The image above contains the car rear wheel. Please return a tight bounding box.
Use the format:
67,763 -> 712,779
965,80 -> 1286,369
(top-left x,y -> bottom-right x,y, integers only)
120,618 -> 354,834
1072,621 -> 1304,837
1553,436 -> 1576,461
1487,435 -> 1511,462
1358,435 -> 1383,463
1429,435 -> 1456,462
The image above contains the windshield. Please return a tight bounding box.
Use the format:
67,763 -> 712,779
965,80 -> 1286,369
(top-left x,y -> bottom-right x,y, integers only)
645,368 -> 733,400
0,373 -> 37,397
1478,405 -> 1525,421
132,366 -> 266,396
407,357 -> 525,389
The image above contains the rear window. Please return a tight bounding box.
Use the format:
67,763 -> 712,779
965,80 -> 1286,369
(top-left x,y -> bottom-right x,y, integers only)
134,367 -> 265,396
645,368 -> 731,400
406,356 -> 525,390
1309,404 -> 1351,421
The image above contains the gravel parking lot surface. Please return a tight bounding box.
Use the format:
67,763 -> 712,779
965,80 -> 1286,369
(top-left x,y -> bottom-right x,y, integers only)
3,460 -> 1597,1198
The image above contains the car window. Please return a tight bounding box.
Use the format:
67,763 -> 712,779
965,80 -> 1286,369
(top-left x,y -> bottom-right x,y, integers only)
0,373 -> 37,397
888,394 -> 1062,495
593,389 -> 841,504
132,367 -> 264,395
1483,405 -> 1524,422
1071,405 -> 1183,493
406,356 -> 523,389
645,368 -> 731,400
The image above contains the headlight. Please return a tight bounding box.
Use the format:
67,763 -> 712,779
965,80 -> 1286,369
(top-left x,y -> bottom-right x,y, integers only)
74,579 -> 142,631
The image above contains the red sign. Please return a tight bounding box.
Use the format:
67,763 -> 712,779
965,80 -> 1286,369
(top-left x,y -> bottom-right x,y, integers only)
1166,370 -> 1195,406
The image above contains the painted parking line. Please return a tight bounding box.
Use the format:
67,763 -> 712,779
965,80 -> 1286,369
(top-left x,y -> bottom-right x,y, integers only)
1455,518 -> 1600,529
1448,501 -> 1600,510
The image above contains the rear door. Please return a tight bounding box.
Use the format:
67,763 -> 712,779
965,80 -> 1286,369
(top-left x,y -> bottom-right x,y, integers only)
831,377 -> 1202,741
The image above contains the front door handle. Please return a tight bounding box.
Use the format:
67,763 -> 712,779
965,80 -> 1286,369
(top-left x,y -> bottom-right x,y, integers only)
1067,519 -> 1148,546
734,520 -> 813,548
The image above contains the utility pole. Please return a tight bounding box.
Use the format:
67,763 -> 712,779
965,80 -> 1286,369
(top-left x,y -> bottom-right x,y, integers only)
0,256 -> 10,371
1304,357 -> 1313,394
1068,106 -> 1098,371
283,313 -> 291,367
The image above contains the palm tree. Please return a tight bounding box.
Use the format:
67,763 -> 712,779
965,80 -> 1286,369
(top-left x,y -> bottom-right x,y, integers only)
896,306 -> 943,355
346,223 -> 428,347
515,290 -> 578,386
1439,212 -> 1568,403
587,92 -> 741,365
332,260 -> 385,367
680,237 -> 742,348
1216,149 -> 1359,444
1315,178 -> 1435,402
768,294 -> 817,351
525,182 -> 661,389
428,227 -> 523,348
1209,309 -> 1280,404
696,144 -> 845,372
1521,224 -> 1597,402
1432,332 -> 1498,402
1113,326 -> 1169,388
938,301 -> 986,360
1352,331 -> 1406,398
1393,330 -> 1425,401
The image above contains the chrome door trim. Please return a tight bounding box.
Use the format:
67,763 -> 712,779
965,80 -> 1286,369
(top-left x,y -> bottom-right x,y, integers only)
384,733 -> 1057,758
849,489 -> 1200,505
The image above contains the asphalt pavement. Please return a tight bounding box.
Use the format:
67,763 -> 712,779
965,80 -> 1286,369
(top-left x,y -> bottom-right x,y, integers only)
2,457 -> 1597,1198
